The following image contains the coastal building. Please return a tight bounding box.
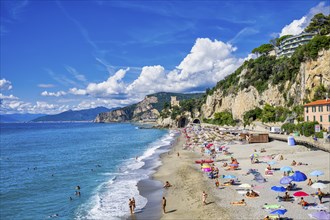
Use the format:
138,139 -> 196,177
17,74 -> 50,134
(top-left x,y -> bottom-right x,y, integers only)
304,99 -> 330,131
171,96 -> 180,107
276,32 -> 316,57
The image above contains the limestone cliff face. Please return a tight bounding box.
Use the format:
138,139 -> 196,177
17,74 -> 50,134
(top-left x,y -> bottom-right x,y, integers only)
95,96 -> 160,123
202,49 -> 330,120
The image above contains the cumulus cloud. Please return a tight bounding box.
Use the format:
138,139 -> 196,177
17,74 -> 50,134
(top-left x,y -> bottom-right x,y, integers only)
280,1 -> 330,36
0,99 -> 70,114
85,68 -> 129,97
0,93 -> 19,100
69,88 -> 87,95
0,78 -> 13,90
41,91 -> 67,97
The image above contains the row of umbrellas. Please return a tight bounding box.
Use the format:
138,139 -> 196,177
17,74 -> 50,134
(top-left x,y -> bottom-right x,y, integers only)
269,209 -> 329,220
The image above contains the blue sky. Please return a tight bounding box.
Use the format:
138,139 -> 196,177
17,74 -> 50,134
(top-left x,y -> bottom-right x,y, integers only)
1,0 -> 329,114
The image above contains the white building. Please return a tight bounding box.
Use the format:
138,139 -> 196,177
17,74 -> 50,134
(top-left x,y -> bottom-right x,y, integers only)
276,32 -> 316,57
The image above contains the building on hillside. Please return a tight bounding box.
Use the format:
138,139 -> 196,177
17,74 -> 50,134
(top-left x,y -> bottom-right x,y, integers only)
171,96 -> 180,107
304,99 -> 330,131
276,32 -> 316,57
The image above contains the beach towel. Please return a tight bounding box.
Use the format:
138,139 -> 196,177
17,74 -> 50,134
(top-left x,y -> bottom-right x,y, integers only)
263,204 -> 282,209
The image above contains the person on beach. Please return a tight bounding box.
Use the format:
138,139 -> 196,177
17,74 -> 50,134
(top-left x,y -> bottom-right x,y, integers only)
215,179 -> 220,188
298,197 -> 308,207
307,178 -> 313,186
163,181 -> 172,188
202,191 -> 208,205
317,188 -> 324,204
162,197 -> 166,214
177,152 -> 180,157
128,199 -> 133,214
263,216 -> 270,220
132,197 -> 136,213
230,199 -> 246,205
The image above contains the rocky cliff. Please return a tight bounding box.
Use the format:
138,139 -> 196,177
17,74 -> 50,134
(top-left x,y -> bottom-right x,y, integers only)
201,49 -> 330,120
95,92 -> 203,123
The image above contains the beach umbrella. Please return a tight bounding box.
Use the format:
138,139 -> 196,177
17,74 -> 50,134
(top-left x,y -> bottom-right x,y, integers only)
293,191 -> 309,197
280,166 -> 293,172
202,167 -> 212,172
267,161 -> 277,165
311,182 -> 327,189
239,183 -> 252,188
280,176 -> 293,185
223,175 -> 236,179
311,211 -> 330,220
291,171 -> 307,182
310,170 -> 324,181
271,186 -> 286,192
270,209 -> 287,215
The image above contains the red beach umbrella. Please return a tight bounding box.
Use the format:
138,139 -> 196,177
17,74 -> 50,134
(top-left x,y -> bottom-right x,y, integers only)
293,191 -> 309,197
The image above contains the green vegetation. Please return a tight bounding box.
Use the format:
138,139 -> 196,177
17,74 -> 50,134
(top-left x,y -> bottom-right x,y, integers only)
252,43 -> 274,56
281,121 -> 321,137
305,13 -> 330,35
243,107 -> 262,126
147,92 -> 204,112
276,35 -> 292,46
313,84 -> 330,101
203,111 -> 236,126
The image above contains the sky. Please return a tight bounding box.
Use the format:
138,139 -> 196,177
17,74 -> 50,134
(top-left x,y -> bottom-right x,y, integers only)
1,0 -> 329,114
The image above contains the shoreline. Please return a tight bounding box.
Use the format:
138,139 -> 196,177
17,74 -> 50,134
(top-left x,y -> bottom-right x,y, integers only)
151,126 -> 330,219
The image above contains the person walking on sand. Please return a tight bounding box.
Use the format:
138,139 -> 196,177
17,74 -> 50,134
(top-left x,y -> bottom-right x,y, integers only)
202,191 -> 208,205
162,197 -> 166,214
317,188 -> 324,204
128,199 -> 133,214
132,197 -> 136,213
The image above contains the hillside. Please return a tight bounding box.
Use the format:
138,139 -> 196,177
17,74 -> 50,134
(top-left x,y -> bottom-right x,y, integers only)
95,92 -> 203,123
33,107 -> 111,122
201,37 -> 330,123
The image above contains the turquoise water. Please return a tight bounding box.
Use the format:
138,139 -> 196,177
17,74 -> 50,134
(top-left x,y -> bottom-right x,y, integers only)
0,123 -> 173,219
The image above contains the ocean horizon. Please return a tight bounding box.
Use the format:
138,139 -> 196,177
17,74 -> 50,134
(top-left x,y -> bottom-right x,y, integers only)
0,122 -> 176,219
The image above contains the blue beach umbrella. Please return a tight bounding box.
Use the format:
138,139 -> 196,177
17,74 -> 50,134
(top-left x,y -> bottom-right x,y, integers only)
280,176 -> 293,185
223,175 -> 236,179
310,170 -> 324,181
267,161 -> 277,165
311,210 -> 330,220
271,186 -> 286,192
270,209 -> 287,215
291,171 -> 307,182
280,166 -> 292,172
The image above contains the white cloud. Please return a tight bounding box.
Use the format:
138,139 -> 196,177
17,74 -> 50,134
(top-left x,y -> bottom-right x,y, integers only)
65,66 -> 87,82
0,78 -> 13,90
0,93 -> 18,100
85,68 -> 129,97
41,91 -> 67,97
38,84 -> 55,88
280,1 -> 330,36
0,99 -> 68,114
69,88 -> 87,95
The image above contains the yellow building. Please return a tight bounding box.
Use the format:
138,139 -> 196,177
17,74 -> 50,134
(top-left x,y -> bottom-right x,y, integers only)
304,99 -> 330,131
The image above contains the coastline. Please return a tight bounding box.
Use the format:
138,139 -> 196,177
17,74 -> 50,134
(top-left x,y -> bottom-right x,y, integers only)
151,127 -> 330,219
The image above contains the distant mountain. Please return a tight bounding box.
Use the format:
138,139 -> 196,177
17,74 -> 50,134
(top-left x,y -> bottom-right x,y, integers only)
0,113 -> 46,123
32,107 -> 111,122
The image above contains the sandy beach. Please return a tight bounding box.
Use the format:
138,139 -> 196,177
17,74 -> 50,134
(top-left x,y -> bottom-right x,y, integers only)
153,126 -> 330,220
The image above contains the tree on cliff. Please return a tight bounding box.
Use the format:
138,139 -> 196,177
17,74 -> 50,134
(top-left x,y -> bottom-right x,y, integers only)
252,44 -> 274,56
305,13 -> 330,35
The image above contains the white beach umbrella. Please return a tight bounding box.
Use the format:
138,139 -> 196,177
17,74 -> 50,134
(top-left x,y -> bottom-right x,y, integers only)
311,182 -> 327,189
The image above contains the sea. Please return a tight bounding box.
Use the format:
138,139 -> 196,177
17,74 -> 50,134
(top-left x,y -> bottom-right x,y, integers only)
0,122 -> 177,219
